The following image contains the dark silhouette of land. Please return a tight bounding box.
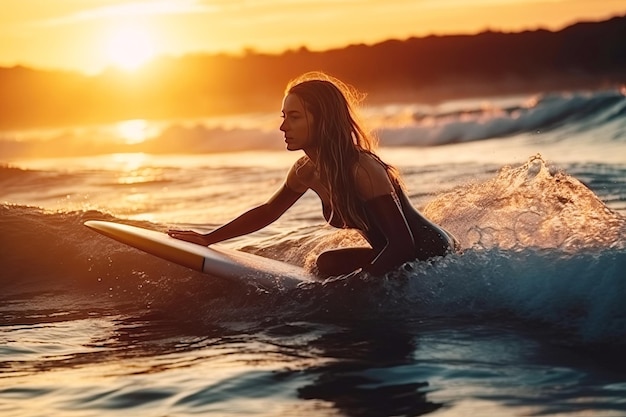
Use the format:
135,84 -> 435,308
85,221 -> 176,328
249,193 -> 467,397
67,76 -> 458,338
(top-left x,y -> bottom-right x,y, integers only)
1,14 -> 624,129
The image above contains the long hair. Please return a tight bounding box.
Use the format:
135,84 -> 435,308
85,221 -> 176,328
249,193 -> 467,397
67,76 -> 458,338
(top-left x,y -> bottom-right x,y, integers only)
285,72 -> 401,230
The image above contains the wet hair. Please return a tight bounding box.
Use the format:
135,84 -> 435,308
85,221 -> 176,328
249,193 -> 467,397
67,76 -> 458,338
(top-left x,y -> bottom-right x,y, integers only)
285,72 -> 401,230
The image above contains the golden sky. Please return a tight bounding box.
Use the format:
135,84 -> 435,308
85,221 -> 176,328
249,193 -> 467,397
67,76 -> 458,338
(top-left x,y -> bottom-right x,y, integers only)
2,0 -> 625,74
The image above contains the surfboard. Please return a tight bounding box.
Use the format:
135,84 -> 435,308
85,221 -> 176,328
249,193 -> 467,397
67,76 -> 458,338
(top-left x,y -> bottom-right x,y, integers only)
84,220 -> 315,289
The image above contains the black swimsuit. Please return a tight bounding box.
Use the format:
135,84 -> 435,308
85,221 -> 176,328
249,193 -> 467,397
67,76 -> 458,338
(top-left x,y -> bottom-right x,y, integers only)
322,186 -> 459,262
292,155 -> 458,262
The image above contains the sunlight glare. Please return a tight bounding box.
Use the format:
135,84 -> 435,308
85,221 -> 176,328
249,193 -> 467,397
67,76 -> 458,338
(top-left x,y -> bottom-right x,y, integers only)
116,119 -> 151,144
105,26 -> 155,71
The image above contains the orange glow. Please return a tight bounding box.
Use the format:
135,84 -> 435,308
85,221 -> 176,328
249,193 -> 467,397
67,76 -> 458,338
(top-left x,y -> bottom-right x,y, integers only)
1,1 -> 625,74
104,25 -> 156,71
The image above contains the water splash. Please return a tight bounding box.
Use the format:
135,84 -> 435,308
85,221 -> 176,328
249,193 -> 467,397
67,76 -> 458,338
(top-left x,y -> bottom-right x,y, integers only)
424,154 -> 626,251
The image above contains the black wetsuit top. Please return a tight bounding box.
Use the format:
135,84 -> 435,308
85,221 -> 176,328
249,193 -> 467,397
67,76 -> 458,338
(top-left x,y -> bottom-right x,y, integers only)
322,186 -> 458,261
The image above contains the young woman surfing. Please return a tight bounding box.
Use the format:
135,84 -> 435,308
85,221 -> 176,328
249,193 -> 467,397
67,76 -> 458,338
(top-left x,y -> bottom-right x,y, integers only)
169,72 -> 459,277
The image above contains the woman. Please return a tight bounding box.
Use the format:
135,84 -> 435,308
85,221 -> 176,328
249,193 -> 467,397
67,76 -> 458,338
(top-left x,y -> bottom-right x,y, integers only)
169,72 -> 458,277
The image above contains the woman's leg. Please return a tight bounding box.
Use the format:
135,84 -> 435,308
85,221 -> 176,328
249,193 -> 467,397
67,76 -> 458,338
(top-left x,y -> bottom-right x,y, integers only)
316,247 -> 376,277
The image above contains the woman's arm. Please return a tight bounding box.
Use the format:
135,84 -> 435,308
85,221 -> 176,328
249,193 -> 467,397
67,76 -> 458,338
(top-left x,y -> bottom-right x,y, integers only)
168,184 -> 304,245
354,155 -> 416,275
361,194 -> 415,275
169,162 -> 308,246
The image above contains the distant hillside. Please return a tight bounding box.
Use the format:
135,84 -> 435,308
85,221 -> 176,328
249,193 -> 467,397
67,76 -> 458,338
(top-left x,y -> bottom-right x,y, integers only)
1,15 -> 625,129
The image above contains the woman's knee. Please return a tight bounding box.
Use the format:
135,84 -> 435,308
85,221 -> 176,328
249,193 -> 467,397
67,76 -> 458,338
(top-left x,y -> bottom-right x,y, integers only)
315,251 -> 340,276
315,248 -> 374,276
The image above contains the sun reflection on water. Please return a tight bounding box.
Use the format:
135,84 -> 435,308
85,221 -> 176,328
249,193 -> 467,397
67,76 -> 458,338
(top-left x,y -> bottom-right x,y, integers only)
111,152 -> 147,168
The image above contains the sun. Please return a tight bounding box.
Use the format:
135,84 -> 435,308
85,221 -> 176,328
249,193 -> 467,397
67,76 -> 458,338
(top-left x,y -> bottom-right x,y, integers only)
105,25 -> 156,71
116,119 -> 151,144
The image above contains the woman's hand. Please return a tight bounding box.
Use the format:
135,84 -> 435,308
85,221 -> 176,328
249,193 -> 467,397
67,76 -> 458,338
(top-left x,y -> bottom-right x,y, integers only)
167,230 -> 209,246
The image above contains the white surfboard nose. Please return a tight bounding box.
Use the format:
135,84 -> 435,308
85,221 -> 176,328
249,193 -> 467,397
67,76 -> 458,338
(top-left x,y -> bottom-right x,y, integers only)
84,220 -> 314,289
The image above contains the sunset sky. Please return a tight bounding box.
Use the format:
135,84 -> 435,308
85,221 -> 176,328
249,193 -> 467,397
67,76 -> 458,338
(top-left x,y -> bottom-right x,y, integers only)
2,0 -> 625,74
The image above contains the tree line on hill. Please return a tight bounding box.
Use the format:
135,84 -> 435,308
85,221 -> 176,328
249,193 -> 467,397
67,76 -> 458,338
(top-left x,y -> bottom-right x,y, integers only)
1,14 -> 624,129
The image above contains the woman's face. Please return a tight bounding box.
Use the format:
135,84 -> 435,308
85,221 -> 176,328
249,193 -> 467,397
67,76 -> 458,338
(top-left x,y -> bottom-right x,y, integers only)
280,93 -> 315,152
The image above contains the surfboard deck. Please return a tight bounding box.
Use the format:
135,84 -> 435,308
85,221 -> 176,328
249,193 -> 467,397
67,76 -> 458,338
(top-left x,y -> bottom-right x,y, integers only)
84,220 -> 315,289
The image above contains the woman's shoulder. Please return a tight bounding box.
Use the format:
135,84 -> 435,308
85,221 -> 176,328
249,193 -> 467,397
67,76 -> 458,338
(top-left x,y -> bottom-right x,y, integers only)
292,155 -> 315,178
285,155 -> 314,192
293,155 -> 311,169
356,152 -> 388,177
354,152 -> 395,199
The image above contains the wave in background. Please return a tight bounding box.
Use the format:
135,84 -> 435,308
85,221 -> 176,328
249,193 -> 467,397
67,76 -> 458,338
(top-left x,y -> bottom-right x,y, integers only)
1,88 -> 624,159
377,88 -> 626,146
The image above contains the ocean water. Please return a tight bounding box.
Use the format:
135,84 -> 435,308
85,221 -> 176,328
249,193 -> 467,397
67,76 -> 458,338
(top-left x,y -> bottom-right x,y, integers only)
1,88 -> 626,416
